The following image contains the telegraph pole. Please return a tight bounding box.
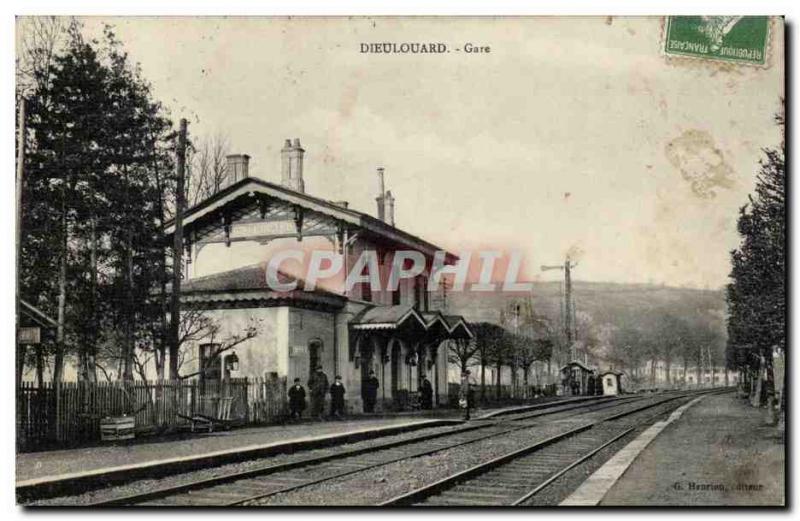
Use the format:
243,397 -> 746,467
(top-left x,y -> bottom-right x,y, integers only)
513,303 -> 520,397
542,256 -> 578,360
169,118 -> 187,380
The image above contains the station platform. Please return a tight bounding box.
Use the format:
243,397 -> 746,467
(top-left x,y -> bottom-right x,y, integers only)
567,391 -> 785,506
16,415 -> 459,487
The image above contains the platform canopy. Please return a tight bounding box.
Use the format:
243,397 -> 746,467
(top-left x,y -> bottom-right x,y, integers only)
350,305 -> 473,339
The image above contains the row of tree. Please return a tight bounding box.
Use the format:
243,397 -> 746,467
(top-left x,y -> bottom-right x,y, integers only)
449,291 -> 730,398
449,300 -> 556,401
603,308 -> 727,388
725,107 -> 785,416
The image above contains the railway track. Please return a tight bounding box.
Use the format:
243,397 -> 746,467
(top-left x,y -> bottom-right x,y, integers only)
379,391 -> 716,506
18,395 -> 620,504
71,393 -> 683,506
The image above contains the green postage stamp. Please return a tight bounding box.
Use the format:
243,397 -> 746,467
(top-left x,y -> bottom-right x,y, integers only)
664,16 -> 770,66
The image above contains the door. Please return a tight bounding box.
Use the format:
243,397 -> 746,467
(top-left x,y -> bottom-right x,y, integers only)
390,342 -> 401,395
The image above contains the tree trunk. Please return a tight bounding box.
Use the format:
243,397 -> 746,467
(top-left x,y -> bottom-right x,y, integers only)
54,220 -> 66,384
495,361 -> 502,400
682,357 -> 688,386
523,365 -> 530,398
121,222 -> 135,381
697,362 -> 702,389
82,215 -> 98,383
16,345 -> 26,387
649,359 -> 656,386
35,344 -> 44,386
54,134 -> 68,385
480,357 -> 486,403
764,349 -> 777,425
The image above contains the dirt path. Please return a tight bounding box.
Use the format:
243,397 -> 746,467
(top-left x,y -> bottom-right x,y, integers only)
600,392 -> 784,506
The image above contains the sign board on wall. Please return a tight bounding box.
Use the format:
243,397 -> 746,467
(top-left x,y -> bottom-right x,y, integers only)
18,327 -> 41,344
289,345 -> 308,357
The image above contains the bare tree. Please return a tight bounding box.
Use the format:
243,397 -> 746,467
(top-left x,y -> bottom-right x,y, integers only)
176,310 -> 261,380
448,338 -> 479,375
186,132 -> 230,207
471,322 -> 506,401
16,16 -> 69,99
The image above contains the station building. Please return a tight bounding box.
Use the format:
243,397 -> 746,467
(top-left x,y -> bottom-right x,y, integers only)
165,139 -> 472,411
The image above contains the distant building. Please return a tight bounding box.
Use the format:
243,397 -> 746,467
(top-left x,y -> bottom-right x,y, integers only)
632,360 -> 737,389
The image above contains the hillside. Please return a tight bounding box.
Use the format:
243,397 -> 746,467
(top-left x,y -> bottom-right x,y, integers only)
444,281 -> 727,334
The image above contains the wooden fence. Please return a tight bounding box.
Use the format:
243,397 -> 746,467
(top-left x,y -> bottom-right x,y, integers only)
17,377 -> 287,452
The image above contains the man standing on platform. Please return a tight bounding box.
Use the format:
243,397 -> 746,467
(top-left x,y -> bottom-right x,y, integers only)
362,369 -> 380,413
288,377 -> 306,420
330,375 -> 346,419
420,375 -> 434,409
308,366 -> 329,420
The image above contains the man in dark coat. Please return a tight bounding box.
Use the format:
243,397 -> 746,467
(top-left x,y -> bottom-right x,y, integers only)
362,369 -> 379,413
308,366 -> 329,420
329,375 -> 346,419
288,378 -> 306,420
420,376 -> 434,409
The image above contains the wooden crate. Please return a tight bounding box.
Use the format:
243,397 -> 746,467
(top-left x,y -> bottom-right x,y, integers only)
100,415 -> 135,441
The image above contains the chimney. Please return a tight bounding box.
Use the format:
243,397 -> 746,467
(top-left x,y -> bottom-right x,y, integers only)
375,167 -> 386,221
281,138 -> 305,192
225,154 -> 250,187
384,190 -> 395,226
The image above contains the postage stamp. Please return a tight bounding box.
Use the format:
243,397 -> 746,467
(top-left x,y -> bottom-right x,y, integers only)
664,16 -> 771,66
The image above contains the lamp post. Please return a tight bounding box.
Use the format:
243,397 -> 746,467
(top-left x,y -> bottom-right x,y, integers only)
460,369 -> 471,420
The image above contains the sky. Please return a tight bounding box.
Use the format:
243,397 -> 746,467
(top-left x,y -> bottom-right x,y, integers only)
35,16 -> 785,289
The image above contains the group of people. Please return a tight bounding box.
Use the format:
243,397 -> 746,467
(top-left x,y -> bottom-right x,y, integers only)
288,366 -> 344,420
287,367 -> 434,420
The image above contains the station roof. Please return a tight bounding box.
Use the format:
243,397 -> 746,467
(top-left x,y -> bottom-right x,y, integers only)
560,360 -> 596,372
19,299 -> 58,328
163,177 -> 456,261
175,262 -> 346,309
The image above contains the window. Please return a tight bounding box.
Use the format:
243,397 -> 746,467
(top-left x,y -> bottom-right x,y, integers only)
199,343 -> 222,381
359,262 -> 373,302
606,377 -> 613,387
414,275 -> 429,311
309,340 -> 322,373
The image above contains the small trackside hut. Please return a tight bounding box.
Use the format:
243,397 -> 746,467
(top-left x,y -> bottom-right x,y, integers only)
163,139 -> 473,413
600,370 -> 624,396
